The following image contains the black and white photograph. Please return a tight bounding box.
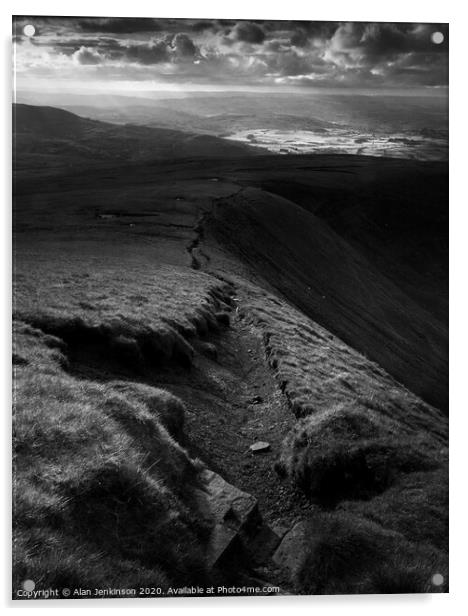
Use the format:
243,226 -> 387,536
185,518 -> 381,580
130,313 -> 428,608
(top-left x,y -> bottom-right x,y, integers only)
11,9 -> 449,601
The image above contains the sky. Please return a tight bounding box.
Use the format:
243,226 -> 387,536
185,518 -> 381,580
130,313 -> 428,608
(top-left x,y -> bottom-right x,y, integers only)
13,16 -> 449,95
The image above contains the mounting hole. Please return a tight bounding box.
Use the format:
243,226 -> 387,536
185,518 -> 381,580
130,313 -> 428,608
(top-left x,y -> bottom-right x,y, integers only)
23,24 -> 35,37
22,579 -> 35,592
431,31 -> 444,45
432,573 -> 444,586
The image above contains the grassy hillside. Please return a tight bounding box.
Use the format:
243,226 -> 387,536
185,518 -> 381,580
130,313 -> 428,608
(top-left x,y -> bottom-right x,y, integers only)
13,103 -> 263,172
13,104 -> 448,596
13,149 -> 447,412
256,158 -> 448,323
236,282 -> 448,593
208,187 -> 448,411
14,318 -> 208,591
13,253 -> 235,592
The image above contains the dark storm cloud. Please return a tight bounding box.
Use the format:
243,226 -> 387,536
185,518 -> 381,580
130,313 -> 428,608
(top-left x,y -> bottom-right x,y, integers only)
232,22 -> 266,44
328,22 -> 448,61
14,16 -> 448,89
12,16 -> 46,37
121,33 -> 199,64
123,39 -> 171,64
362,22 -> 448,54
76,17 -> 162,33
191,20 -> 215,32
172,33 -> 197,58
216,19 -> 237,27
264,39 -> 286,53
319,22 -> 448,87
53,37 -> 118,53
52,31 -> 199,66
290,30 -> 309,48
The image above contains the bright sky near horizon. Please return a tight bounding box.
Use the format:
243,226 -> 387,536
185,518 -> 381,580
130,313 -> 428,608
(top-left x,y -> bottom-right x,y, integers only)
13,16 -> 448,95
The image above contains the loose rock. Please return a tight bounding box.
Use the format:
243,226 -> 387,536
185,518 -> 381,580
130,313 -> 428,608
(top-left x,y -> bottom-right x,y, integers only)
250,441 -> 271,454
273,521 -> 307,575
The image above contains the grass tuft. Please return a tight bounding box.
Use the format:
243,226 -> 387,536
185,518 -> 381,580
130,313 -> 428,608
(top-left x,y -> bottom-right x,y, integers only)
294,511 -> 447,595
278,405 -> 441,506
12,258 -> 233,591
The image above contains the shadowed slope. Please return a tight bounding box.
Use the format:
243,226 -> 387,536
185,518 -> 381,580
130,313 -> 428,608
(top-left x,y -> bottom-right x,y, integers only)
208,187 -> 448,411
13,103 -> 264,171
257,158 -> 448,323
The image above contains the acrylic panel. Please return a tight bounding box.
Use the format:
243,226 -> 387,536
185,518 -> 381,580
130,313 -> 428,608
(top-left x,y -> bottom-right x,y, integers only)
12,15 -> 448,600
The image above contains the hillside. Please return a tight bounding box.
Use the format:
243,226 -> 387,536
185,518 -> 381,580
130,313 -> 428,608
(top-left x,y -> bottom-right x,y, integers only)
13,104 -> 448,596
208,186 -> 447,411
17,90 -> 448,136
13,136 -> 448,411
13,103 -> 263,172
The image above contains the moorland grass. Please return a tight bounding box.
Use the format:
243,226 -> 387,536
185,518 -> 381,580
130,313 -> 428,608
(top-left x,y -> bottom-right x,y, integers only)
279,406 -> 441,505
13,321 -> 210,591
12,260 -> 234,592
294,511 -> 447,594
14,259 -> 233,379
241,283 -> 448,592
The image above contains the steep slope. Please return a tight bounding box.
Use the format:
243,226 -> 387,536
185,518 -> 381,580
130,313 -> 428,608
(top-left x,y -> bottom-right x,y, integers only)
207,187 -> 448,411
257,158 -> 448,323
234,281 -> 447,594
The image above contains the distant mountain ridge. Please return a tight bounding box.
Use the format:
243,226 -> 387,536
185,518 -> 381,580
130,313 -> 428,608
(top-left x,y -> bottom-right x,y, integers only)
13,103 -> 264,170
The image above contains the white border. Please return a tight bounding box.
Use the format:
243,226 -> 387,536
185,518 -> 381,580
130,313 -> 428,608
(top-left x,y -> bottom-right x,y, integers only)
2,1 -> 466,614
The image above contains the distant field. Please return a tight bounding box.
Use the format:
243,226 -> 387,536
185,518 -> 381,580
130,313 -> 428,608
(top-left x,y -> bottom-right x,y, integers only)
226,127 -> 448,160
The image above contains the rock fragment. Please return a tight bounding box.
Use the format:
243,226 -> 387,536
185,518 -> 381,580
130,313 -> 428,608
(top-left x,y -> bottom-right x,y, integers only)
250,441 -> 271,454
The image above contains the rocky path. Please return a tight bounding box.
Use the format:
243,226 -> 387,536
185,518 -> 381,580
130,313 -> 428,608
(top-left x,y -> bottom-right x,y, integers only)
154,291 -> 312,530
151,288 -> 314,588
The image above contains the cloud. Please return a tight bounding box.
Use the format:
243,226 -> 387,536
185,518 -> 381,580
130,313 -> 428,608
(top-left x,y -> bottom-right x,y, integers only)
319,22 -> 448,85
268,51 -> 317,76
232,22 -> 265,44
77,17 -> 162,33
72,46 -> 103,65
120,34 -> 199,65
290,29 -> 309,48
72,33 -> 200,66
171,33 -> 197,59
123,39 -> 171,65
190,21 -> 215,33
289,21 -> 338,47
13,17 -> 449,89
326,22 -> 448,66
264,39 -> 289,53
361,23 -> 448,55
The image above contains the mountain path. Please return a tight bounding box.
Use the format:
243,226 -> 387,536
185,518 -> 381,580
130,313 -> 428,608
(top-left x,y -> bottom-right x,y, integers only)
156,295 -> 312,529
